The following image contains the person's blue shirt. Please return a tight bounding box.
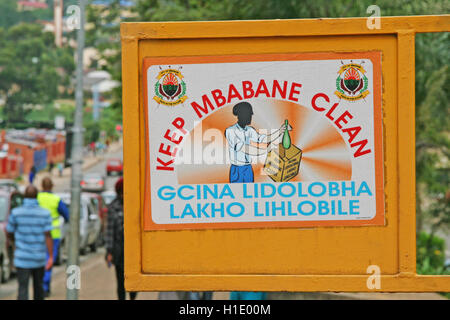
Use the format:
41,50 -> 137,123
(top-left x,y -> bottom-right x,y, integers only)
6,198 -> 53,269
57,199 -> 69,222
28,171 -> 35,184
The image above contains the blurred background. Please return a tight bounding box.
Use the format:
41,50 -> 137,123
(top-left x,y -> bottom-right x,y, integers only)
0,0 -> 448,300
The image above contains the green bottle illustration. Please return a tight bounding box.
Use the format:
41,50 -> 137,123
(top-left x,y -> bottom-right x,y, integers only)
282,119 -> 291,149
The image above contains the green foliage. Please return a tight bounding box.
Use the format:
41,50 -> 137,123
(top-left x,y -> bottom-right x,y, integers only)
0,0 -> 52,29
86,0 -> 124,110
26,101 -> 75,124
415,32 -> 450,233
0,23 -> 75,123
82,102 -> 122,145
135,0 -> 449,21
98,106 -> 122,139
0,0 -> 21,29
417,232 -> 448,275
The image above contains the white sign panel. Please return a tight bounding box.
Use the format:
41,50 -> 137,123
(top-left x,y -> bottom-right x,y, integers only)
142,52 -> 384,230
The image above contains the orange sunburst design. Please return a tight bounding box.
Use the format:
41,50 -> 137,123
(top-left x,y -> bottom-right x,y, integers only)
344,67 -> 360,81
301,156 -> 352,181
162,73 -> 178,86
301,125 -> 346,153
175,99 -> 352,184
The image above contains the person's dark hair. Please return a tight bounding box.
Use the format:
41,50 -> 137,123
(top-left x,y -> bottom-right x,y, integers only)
24,185 -> 38,199
115,177 -> 123,196
42,177 -> 53,191
232,102 -> 253,128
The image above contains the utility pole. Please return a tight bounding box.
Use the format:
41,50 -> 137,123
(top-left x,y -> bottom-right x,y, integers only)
54,0 -> 63,47
92,83 -> 100,122
67,0 -> 85,300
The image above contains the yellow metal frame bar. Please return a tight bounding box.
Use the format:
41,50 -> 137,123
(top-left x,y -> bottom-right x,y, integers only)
122,15 -> 450,292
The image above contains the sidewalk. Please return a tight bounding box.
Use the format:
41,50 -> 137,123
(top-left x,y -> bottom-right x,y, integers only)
1,247 -> 230,300
0,249 -> 156,300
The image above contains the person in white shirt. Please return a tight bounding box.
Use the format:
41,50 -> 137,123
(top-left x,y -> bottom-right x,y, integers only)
225,101 -> 286,183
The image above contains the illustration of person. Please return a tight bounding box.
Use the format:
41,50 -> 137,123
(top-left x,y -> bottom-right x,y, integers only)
225,101 -> 288,183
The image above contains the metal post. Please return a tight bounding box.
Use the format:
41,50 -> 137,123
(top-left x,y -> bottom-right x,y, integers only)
67,0 -> 85,300
92,83 -> 100,122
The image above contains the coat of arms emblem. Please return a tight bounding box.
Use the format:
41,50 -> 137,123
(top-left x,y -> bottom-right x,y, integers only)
335,62 -> 369,101
153,67 -> 187,106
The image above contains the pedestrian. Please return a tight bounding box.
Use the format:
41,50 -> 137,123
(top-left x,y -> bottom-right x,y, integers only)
57,162 -> 63,177
48,161 -> 54,174
105,177 -> 138,300
90,141 -> 96,156
189,292 -> 213,300
37,177 -> 69,297
29,165 -> 36,184
230,291 -> 267,300
6,185 -> 53,300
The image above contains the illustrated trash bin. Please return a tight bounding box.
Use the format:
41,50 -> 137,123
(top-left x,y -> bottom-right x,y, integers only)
263,143 -> 302,182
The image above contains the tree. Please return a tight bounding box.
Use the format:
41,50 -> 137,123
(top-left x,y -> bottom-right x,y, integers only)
415,32 -> 449,234
0,23 -> 74,123
0,0 -> 20,29
0,0 -> 53,29
86,0 -> 124,110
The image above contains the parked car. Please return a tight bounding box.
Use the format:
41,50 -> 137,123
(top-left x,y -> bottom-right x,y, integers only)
0,189 -> 24,281
84,193 -> 108,246
0,179 -> 19,192
81,173 -> 105,192
106,158 -> 123,176
80,194 -> 102,254
57,193 -> 102,260
0,212 -> 10,283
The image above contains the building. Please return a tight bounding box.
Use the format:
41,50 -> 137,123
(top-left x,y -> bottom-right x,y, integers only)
17,0 -> 48,11
0,129 -> 66,177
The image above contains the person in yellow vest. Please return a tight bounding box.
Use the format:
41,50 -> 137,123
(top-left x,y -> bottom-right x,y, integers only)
37,177 -> 69,297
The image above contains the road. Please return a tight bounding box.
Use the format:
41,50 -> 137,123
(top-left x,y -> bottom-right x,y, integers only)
0,144 -> 446,300
71,149 -> 122,192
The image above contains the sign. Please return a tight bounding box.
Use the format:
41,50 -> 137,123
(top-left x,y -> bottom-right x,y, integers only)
143,53 -> 384,230
122,16 -> 450,293
54,115 -> 65,130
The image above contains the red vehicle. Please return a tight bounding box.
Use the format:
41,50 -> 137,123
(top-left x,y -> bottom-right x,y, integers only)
106,158 -> 123,176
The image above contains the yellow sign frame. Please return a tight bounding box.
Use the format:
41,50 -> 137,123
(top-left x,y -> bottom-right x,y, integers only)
121,15 -> 450,292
